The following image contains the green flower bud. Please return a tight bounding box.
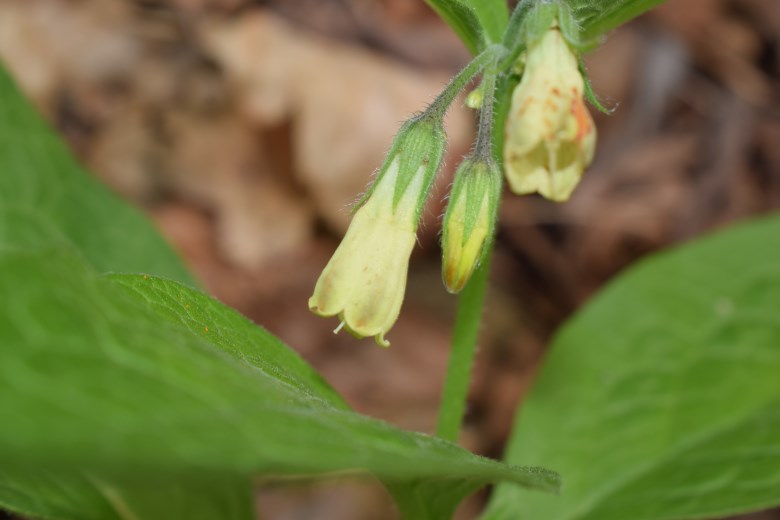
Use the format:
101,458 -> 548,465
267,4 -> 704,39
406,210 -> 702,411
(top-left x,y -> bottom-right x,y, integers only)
308,117 -> 445,347
504,26 -> 596,202
441,158 -> 501,294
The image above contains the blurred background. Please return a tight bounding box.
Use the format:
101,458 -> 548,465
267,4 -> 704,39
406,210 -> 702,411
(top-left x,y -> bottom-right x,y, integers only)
0,0 -> 778,518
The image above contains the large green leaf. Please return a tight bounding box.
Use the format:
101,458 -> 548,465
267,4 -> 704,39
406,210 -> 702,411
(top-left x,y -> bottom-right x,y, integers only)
460,0 -> 509,44
0,472 -> 252,520
424,0 -> 486,53
0,245 -> 558,498
425,0 -> 508,51
0,60 -> 244,519
109,273 -> 348,411
427,0 -> 664,55
0,59 -> 557,520
0,55 -> 558,520
568,0 -> 667,40
0,63 -> 193,284
484,216 -> 780,519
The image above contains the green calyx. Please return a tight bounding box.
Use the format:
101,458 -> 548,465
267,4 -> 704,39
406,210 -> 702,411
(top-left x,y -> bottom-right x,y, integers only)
448,158 -> 502,252
392,117 -> 447,217
357,42 -> 505,222
353,116 -> 444,219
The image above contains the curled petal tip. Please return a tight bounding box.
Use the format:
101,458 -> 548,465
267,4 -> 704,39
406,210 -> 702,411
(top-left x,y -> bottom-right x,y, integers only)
375,334 -> 390,348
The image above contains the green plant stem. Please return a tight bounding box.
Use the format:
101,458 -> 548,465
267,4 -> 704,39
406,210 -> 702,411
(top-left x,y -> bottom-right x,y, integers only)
436,247 -> 493,442
436,56 -> 514,443
502,0 -> 532,49
424,44 -> 503,122
497,0 -> 531,71
474,65 -> 500,159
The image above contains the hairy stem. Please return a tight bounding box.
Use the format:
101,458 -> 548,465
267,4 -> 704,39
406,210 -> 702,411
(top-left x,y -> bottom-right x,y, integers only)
474,64 -> 500,159
424,44 -> 503,122
435,247 -> 493,442
435,55 -> 515,442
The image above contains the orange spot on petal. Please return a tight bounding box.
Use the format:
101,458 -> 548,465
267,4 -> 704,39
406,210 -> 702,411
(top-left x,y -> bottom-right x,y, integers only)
571,98 -> 592,141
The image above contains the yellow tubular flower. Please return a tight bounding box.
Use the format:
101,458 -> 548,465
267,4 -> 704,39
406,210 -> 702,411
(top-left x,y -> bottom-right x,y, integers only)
504,27 -> 596,202
443,192 -> 489,293
441,159 -> 501,294
308,119 -> 444,347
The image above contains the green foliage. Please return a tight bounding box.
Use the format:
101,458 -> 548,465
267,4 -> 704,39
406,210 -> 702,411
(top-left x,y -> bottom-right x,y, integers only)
424,0 -> 486,53
110,273 -> 348,410
0,472 -> 252,520
2,0 -> 716,517
569,0 -> 668,40
485,217 -> 780,520
0,247 -> 558,484
460,0 -> 509,44
433,0 -> 666,56
0,63 -> 559,519
1,53 -> 234,520
423,0 -> 508,50
0,68 -> 193,285
520,1 -> 560,46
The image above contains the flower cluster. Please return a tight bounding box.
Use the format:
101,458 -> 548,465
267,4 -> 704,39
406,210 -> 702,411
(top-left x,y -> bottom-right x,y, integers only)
309,22 -> 597,346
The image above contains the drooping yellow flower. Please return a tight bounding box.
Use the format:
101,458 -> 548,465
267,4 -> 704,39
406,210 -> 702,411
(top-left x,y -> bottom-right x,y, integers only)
504,27 -> 596,202
441,159 -> 501,294
309,119 -> 444,347
308,160 -> 420,347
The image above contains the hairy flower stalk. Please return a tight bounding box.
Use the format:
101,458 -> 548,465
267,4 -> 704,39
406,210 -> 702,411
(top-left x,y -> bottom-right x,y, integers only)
441,55 -> 502,295
504,26 -> 596,202
435,55 -> 503,440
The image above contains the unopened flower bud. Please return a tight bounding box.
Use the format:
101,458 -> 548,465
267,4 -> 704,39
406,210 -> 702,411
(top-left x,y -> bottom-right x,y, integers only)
504,27 -> 596,202
308,118 -> 445,347
465,84 -> 484,110
441,158 -> 501,294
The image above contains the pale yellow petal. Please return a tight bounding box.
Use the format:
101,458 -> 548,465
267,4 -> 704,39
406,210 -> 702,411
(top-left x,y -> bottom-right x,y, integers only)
442,191 -> 490,293
505,142 -> 549,195
503,28 -> 597,203
308,158 -> 424,346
